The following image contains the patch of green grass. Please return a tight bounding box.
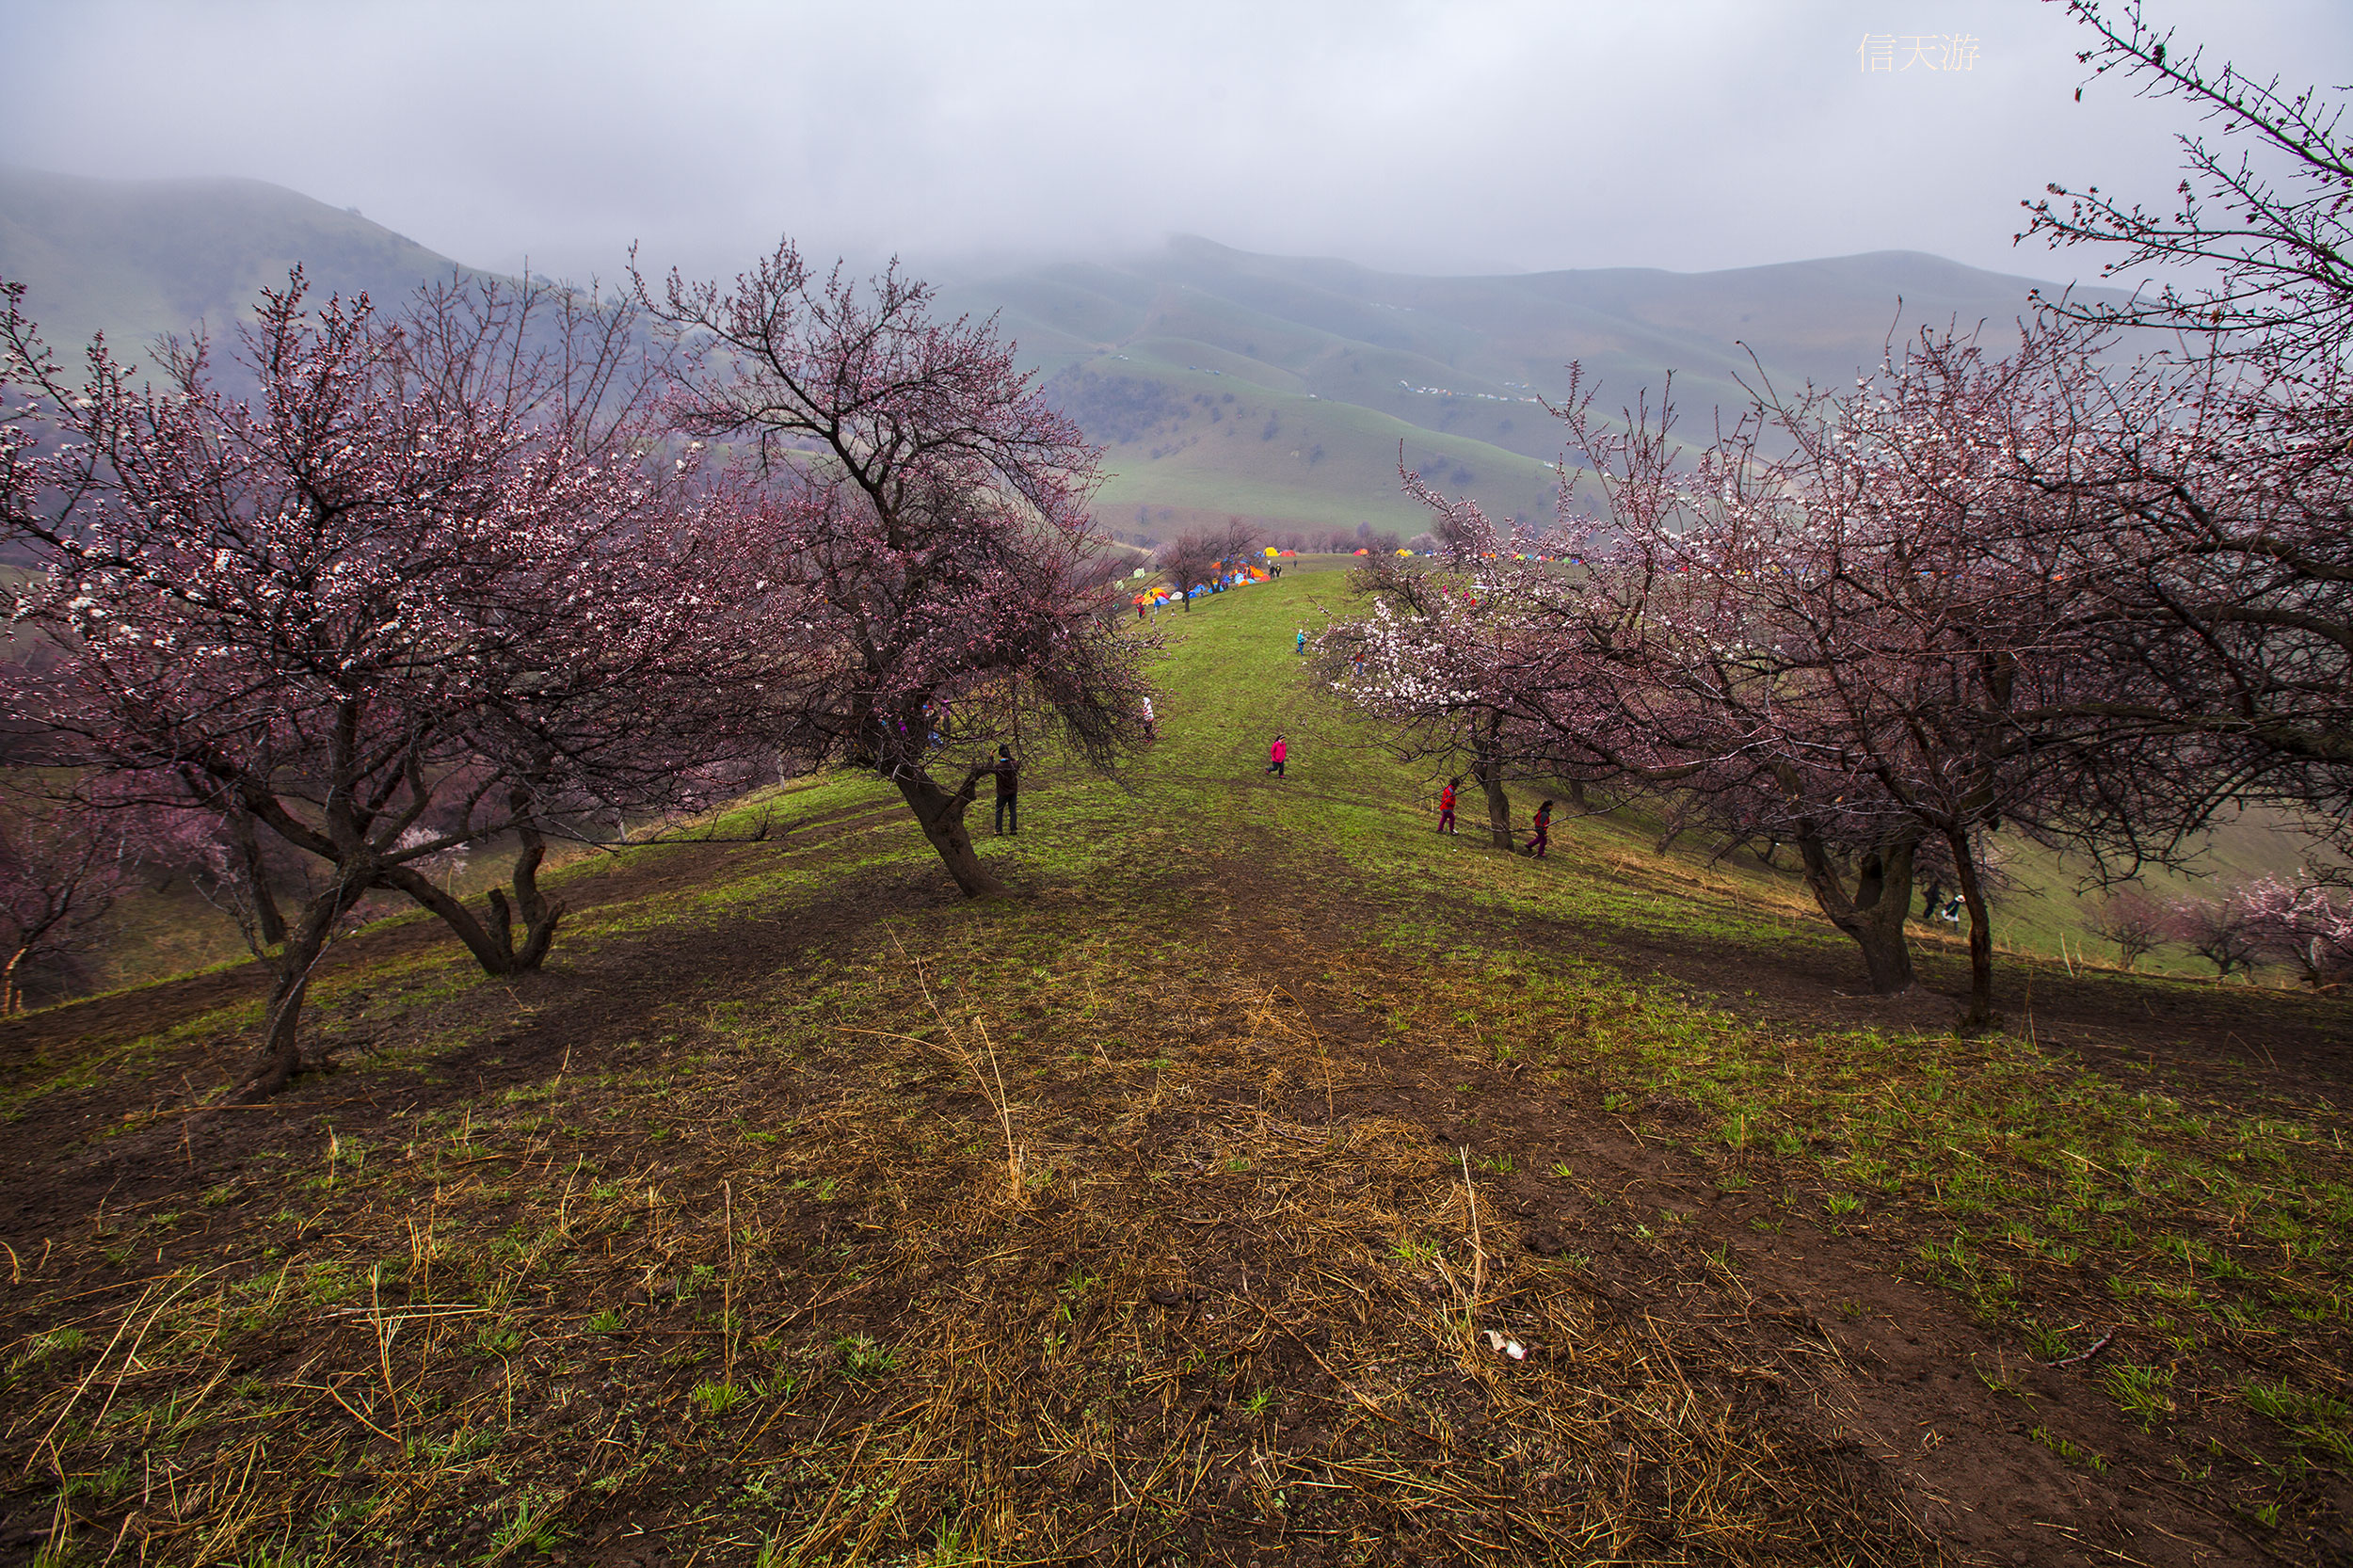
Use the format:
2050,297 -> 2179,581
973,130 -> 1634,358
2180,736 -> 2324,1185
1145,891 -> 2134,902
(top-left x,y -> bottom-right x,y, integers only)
2244,1379 -> 2353,1462
2029,1425 -> 2108,1474
835,1334 -> 898,1380
2103,1362 -> 2177,1430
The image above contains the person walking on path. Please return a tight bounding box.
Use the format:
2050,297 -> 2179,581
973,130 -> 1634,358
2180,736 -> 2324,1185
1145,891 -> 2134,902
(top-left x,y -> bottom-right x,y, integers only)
1526,798 -> 1552,858
1267,735 -> 1287,777
1140,696 -> 1156,742
992,744 -> 1019,835
1438,776 -> 1458,835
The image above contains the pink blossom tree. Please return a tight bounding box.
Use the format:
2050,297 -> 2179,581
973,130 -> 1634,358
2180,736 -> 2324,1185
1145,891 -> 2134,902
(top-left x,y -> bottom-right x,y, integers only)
2085,889 -> 2169,970
1337,329 -> 2155,1026
635,241 -> 1150,898
2016,3 -> 2353,858
2235,875 -> 2353,990
1,270 -> 781,1096
2166,892 -> 2262,982
0,799 -> 135,1014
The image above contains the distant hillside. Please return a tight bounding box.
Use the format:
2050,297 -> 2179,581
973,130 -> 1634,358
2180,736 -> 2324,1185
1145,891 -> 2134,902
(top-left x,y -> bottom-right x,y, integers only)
0,168 -> 2118,542
940,238 -> 2122,543
0,166 -> 469,368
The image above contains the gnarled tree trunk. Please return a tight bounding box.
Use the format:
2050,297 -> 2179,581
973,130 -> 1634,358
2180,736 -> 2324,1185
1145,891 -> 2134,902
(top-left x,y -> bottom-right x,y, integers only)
376,851 -> 564,978
1472,712 -> 1514,852
1793,823 -> 1921,995
225,800 -> 286,949
234,874 -> 373,1101
894,767 -> 1005,898
1945,827 -> 1996,1031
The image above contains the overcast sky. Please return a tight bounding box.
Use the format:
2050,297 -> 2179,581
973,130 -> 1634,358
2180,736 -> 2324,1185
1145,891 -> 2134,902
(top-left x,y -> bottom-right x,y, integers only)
2,0 -> 2346,289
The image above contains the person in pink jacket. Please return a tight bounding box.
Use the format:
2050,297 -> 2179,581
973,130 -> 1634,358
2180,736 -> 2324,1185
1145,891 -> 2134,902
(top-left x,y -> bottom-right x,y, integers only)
1266,734 -> 1287,777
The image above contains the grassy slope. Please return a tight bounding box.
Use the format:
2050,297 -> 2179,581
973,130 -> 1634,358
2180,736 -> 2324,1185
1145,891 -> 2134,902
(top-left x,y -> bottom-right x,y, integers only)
1,575 -> 2347,1564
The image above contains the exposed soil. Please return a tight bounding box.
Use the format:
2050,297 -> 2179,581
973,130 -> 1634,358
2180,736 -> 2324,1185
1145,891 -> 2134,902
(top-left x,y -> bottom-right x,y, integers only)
0,799 -> 2345,1565
1209,843 -> 2315,1567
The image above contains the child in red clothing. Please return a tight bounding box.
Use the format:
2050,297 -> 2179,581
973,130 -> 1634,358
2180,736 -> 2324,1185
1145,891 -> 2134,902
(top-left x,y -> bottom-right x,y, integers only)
1437,776 -> 1458,834
1266,735 -> 1287,776
1526,799 -> 1553,858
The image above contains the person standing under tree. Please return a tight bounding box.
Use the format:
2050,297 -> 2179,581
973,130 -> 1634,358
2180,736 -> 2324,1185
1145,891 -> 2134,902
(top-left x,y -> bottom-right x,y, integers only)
1438,776 -> 1459,835
992,744 -> 1019,835
1526,799 -> 1552,858
1267,734 -> 1287,777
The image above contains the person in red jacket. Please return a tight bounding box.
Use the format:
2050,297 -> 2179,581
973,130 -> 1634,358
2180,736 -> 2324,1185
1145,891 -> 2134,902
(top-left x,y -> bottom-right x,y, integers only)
1266,734 -> 1287,777
1526,798 -> 1553,858
1437,776 -> 1459,834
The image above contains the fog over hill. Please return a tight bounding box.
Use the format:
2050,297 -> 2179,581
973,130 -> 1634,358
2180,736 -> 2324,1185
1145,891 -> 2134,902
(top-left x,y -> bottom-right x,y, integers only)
945,238 -> 2120,539
1,167 -> 2120,539
0,165 -> 471,364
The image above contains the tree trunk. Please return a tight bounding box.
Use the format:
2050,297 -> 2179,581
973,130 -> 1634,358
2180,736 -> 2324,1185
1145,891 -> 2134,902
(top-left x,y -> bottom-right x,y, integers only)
1946,828 -> 1996,1031
496,817 -> 562,971
226,801 -> 286,948
1793,824 -> 1920,994
2,946 -> 23,1016
232,877 -> 369,1100
375,858 -> 558,977
894,768 -> 1005,898
1472,713 -> 1513,852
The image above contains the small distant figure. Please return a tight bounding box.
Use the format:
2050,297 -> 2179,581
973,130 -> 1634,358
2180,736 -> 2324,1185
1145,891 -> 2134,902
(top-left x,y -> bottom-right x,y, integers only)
1295,627 -> 1306,655
1438,776 -> 1458,835
1140,695 -> 1156,742
1920,879 -> 1945,920
1942,895 -> 1963,924
1526,798 -> 1552,858
1267,734 -> 1287,777
992,744 -> 1019,835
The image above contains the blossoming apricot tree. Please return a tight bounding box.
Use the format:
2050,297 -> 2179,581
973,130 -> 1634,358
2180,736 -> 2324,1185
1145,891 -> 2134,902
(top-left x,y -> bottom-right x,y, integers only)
0,270 -> 780,1096
636,241 -> 1150,898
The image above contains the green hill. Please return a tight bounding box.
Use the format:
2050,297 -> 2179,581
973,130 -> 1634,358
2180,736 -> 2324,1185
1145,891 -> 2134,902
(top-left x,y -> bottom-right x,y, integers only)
0,168 -> 2118,540
941,238 -> 2121,541
0,165 -> 470,367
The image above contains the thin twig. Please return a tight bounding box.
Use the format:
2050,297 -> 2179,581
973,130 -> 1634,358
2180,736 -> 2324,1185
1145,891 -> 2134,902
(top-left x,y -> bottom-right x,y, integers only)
2048,1330 -> 2117,1369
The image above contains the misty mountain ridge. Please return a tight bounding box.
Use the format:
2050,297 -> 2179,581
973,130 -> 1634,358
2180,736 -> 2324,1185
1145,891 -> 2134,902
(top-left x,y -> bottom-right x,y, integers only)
0,165 -> 472,362
0,167 -> 2116,539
